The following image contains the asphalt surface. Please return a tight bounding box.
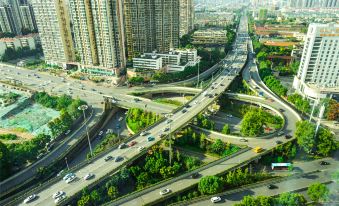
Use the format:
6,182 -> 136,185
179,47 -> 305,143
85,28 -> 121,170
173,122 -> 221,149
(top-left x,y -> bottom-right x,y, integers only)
105,16 -> 295,206
10,14 -> 249,206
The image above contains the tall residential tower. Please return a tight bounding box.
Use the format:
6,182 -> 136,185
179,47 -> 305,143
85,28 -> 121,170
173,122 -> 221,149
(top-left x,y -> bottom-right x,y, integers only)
179,0 -> 194,37
293,23 -> 339,100
31,0 -> 75,67
69,0 -> 126,74
124,0 -> 179,59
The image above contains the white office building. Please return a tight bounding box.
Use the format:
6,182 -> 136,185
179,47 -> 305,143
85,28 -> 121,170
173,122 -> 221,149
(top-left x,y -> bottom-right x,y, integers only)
133,49 -> 199,72
293,23 -> 339,100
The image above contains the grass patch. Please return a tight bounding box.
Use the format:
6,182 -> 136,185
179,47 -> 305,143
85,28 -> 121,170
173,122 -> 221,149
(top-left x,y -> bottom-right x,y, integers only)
154,98 -> 183,107
88,133 -> 120,158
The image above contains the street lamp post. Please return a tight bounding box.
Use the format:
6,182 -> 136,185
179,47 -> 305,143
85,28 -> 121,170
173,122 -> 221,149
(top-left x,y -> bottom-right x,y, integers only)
78,105 -> 93,157
65,157 -> 70,170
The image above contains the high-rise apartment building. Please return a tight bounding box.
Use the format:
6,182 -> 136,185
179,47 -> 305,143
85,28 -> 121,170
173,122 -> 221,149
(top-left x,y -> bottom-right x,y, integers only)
0,5 -> 16,33
19,4 -> 37,32
31,0 -> 75,67
0,0 -> 37,34
293,23 -> 339,100
69,0 -> 126,73
124,0 -> 179,59
179,0 -> 194,37
290,0 -> 338,8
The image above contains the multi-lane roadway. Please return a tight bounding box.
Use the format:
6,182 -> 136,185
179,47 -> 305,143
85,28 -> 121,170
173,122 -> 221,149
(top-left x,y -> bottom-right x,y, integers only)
9,14 -> 250,206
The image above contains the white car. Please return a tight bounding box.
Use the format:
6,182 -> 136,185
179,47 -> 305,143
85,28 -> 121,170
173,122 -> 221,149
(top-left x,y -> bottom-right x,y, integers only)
54,195 -> 66,204
99,131 -> 103,136
118,117 -> 124,121
211,196 -> 222,203
62,173 -> 74,181
65,174 -> 76,183
138,146 -> 145,152
159,188 -> 171,195
83,173 -> 94,180
64,130 -> 71,135
52,191 -> 65,199
23,194 -> 37,204
140,131 -> 148,136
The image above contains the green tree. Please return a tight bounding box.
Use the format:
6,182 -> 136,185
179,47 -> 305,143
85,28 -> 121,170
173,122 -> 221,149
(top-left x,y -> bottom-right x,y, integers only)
222,124 -> 231,134
235,195 -> 273,206
90,190 -> 101,204
295,121 -> 315,154
0,141 -> 11,180
107,186 -> 119,200
276,192 -> 307,206
307,183 -> 329,203
316,128 -> 338,156
210,139 -> 225,155
198,176 -> 223,195
240,109 -> 264,136
77,194 -> 91,206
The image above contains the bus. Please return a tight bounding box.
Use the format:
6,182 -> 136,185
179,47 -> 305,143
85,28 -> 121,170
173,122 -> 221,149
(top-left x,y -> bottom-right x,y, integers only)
271,163 -> 292,170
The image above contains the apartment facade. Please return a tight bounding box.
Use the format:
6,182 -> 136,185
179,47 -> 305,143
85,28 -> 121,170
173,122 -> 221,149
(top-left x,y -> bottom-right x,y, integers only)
192,29 -> 227,45
69,0 -> 126,75
19,4 -> 37,32
124,0 -> 179,59
179,0 -> 194,37
31,0 -> 75,67
293,23 -> 339,100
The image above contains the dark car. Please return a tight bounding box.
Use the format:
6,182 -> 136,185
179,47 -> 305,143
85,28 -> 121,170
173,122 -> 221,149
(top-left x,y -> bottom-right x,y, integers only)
182,109 -> 187,113
191,173 -> 200,179
115,156 -> 124,162
285,134 -> 292,139
275,140 -> 283,145
185,104 -> 191,108
267,184 -> 278,189
279,108 -> 285,112
104,156 -> 113,161
320,161 -> 330,165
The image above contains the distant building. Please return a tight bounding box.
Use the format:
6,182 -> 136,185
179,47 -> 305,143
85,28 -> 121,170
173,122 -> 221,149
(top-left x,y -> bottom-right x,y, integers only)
0,33 -> 38,56
259,9 -> 268,20
132,49 -> 199,72
293,23 -> 339,100
192,29 -> 227,45
179,0 -> 194,37
289,0 -> 338,8
124,0 -> 179,59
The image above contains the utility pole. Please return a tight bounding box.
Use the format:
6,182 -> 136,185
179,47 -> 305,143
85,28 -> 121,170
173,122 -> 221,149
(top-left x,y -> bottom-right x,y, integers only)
78,105 -> 93,157
168,123 -> 172,166
309,99 -> 319,122
65,157 -> 70,170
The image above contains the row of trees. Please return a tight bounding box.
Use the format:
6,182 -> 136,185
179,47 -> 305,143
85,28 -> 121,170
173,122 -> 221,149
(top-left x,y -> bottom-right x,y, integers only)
0,134 -> 18,140
175,127 -> 240,157
1,46 -> 42,62
87,133 -> 119,159
196,113 -> 215,130
33,92 -> 86,137
287,94 -> 311,114
240,107 -> 283,137
75,145 -> 201,205
198,168 -> 272,195
126,108 -> 159,133
0,134 -> 50,181
235,183 -> 330,206
263,75 -> 288,96
295,120 -> 338,156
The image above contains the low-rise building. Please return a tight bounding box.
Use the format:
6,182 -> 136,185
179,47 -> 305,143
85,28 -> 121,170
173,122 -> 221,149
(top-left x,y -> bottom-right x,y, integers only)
132,49 -> 200,72
0,33 -> 39,56
192,29 -> 227,45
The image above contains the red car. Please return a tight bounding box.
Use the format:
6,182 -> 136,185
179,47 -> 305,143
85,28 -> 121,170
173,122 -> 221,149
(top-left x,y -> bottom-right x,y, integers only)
128,141 -> 137,147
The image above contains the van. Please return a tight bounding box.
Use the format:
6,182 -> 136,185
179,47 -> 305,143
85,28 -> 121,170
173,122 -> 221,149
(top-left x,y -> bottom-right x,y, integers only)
253,147 -> 263,153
